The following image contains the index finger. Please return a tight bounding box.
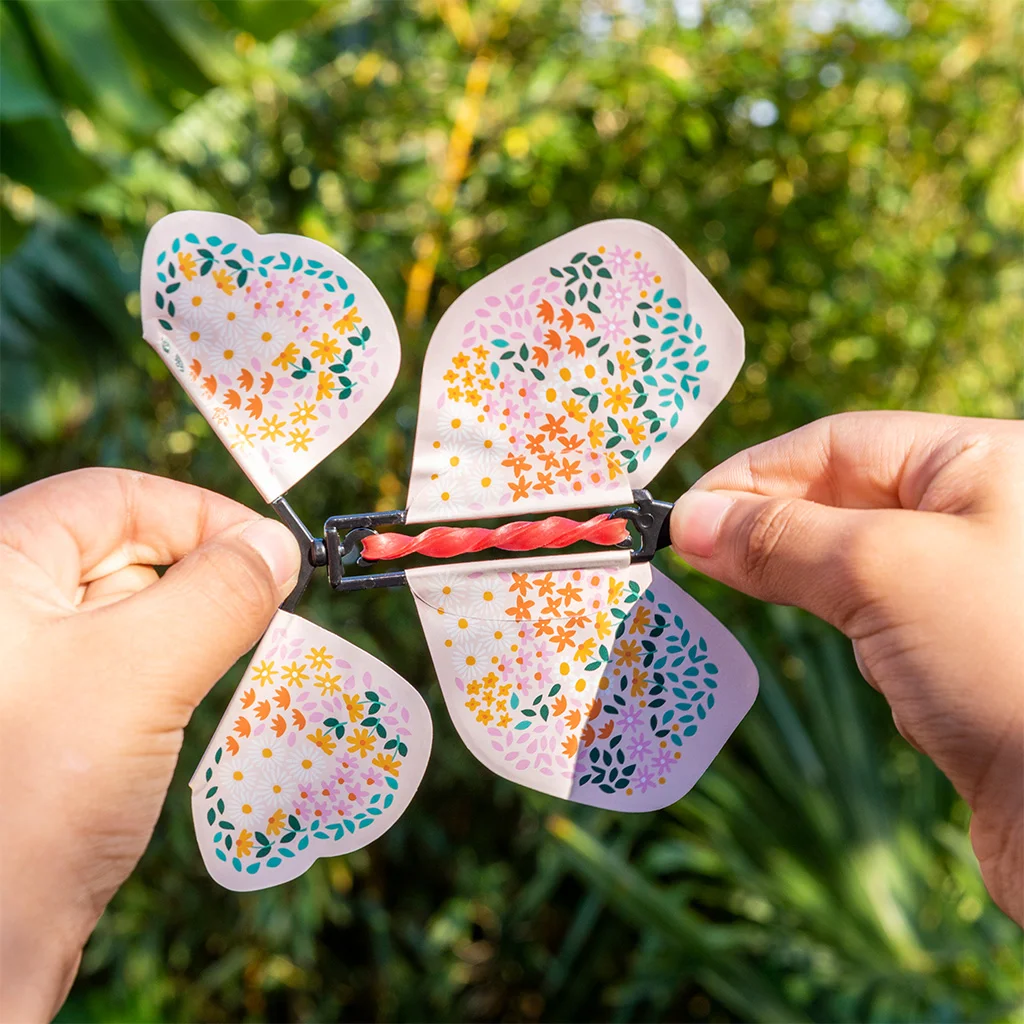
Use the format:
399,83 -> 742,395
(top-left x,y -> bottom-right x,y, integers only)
0,468 -> 262,600
693,411 -> 1010,511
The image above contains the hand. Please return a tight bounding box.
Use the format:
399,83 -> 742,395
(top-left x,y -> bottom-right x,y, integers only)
0,469 -> 301,1021
670,411 -> 1024,924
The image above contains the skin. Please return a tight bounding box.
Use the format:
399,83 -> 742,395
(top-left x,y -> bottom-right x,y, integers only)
0,470 -> 300,1022
1,412 -> 1020,1018
671,411 -> 1023,925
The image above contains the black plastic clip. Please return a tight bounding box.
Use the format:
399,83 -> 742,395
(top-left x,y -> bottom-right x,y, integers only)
323,508 -> 409,593
611,489 -> 674,563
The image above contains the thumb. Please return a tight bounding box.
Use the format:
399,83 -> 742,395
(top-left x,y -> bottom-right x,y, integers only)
91,517 -> 301,710
670,488 -> 907,634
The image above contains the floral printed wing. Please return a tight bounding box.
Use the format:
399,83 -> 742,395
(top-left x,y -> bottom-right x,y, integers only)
190,610 -> 431,891
407,553 -> 756,810
141,212 -> 400,501
405,220 -> 743,524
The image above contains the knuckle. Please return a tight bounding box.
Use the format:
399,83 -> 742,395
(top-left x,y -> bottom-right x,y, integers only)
740,498 -> 801,588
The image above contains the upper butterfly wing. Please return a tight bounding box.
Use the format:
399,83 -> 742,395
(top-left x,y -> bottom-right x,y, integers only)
141,211 -> 400,501
405,220 -> 743,523
406,551 -> 757,810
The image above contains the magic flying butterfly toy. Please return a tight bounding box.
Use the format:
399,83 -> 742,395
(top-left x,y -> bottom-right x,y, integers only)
141,212 -> 758,891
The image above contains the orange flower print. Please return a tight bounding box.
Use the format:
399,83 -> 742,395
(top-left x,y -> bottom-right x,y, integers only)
533,472 -> 555,494
541,413 -> 568,441
561,397 -> 587,422
343,694 -> 365,723
235,829 -> 254,857
273,343 -> 300,369
177,251 -> 197,281
574,637 -> 597,662
552,625 -> 577,653
556,457 -> 581,482
501,453 -> 531,476
212,268 -> 236,294
587,419 -> 606,448
603,383 -> 633,414
372,752 -> 402,776
307,728 -> 337,756
614,639 -> 642,668
265,808 -> 287,836
628,605 -> 651,634
347,727 -> 377,758
510,573 -> 533,597
534,572 -> 556,597
506,594 -> 534,620
621,416 -> 646,446
333,306 -> 362,334
616,349 -> 637,379
316,371 -> 335,401
311,332 -> 341,364
508,478 -> 530,501
594,611 -> 612,639
630,668 -> 649,697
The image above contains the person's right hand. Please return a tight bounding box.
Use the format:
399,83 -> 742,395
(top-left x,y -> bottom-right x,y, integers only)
670,411 -> 1023,924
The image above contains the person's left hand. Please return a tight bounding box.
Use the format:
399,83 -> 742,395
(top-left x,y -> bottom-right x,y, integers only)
0,469 -> 301,1022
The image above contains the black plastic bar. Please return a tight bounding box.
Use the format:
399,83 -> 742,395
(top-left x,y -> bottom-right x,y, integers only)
271,493 -> 674,603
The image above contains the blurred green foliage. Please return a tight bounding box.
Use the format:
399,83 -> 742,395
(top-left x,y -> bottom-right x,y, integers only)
1,0 -> 1022,1020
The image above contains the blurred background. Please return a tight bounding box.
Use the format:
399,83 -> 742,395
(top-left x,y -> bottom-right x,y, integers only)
2,0 -> 1022,1020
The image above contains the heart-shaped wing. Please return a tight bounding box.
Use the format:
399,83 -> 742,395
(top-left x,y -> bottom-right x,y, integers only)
191,610 -> 431,890
141,212 -> 400,500
407,553 -> 756,810
405,220 -> 743,523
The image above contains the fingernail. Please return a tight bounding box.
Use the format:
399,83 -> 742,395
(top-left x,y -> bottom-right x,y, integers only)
671,491 -> 734,559
240,518 -> 301,588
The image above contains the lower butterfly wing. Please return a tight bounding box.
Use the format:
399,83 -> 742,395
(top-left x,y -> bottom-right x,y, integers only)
191,610 -> 431,890
407,553 -> 755,811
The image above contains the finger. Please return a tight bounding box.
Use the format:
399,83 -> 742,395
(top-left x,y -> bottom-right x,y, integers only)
78,564 -> 160,610
78,517 -> 301,711
670,488 -> 951,633
691,411 -> 1016,513
0,468 -> 263,602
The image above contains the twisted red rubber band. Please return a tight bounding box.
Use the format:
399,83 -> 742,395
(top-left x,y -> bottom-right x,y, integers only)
360,513 -> 629,561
